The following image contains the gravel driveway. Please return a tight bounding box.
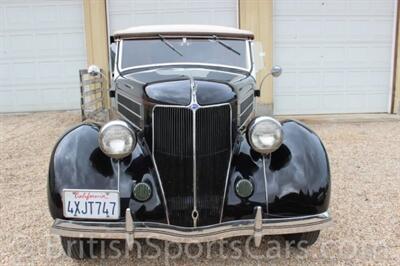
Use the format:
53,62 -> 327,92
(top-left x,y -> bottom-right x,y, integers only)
0,111 -> 399,265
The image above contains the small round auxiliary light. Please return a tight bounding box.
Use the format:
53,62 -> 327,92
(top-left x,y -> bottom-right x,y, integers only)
133,182 -> 152,202
235,179 -> 254,198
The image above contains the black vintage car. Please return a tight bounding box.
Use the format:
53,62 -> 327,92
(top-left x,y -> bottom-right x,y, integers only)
48,25 -> 331,259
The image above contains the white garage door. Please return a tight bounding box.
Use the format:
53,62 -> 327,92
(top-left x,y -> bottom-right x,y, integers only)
0,0 -> 86,112
273,0 -> 396,114
108,0 -> 238,34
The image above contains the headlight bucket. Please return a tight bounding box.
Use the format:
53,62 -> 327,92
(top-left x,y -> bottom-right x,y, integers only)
98,120 -> 136,159
247,116 -> 283,154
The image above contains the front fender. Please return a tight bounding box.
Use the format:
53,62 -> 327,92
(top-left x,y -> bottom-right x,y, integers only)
222,120 -> 330,221
47,123 -> 167,223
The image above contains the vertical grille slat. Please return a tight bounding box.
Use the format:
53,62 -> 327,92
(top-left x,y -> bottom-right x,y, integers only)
196,106 -> 231,226
154,107 -> 193,227
153,105 -> 231,227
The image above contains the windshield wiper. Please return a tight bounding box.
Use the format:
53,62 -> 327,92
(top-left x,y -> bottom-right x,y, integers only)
158,34 -> 183,57
212,35 -> 241,55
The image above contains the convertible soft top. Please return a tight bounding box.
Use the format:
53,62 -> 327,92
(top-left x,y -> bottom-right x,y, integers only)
113,24 -> 254,39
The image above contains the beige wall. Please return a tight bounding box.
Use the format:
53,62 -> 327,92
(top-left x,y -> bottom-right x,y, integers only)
239,0 -> 273,107
83,0 -> 110,105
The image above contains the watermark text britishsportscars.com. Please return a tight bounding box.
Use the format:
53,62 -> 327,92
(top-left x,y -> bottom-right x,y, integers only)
11,234 -> 394,264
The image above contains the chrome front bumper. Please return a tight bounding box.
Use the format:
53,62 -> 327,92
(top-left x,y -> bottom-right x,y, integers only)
51,207 -> 332,248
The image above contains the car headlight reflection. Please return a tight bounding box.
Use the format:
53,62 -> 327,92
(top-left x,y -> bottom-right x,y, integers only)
247,116 -> 283,154
98,120 -> 136,159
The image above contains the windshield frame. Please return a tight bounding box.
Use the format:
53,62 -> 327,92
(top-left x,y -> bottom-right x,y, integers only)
116,37 -> 253,74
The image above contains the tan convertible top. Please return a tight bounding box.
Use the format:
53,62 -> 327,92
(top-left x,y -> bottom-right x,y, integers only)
113,24 -> 254,39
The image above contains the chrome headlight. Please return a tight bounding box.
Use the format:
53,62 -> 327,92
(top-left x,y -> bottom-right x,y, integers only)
98,120 -> 136,159
247,117 -> 283,154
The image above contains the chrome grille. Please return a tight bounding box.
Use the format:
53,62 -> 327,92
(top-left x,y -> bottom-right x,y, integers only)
153,104 -> 231,227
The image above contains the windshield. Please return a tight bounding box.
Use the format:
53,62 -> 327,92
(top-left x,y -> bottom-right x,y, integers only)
120,38 -> 250,71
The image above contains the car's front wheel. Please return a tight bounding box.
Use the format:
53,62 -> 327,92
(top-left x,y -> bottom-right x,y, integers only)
60,237 -> 98,259
283,231 -> 320,247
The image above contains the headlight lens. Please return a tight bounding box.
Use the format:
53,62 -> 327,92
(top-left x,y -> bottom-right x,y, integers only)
99,120 -> 136,159
247,117 -> 283,154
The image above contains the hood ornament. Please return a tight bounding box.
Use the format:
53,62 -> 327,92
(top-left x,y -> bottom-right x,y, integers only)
187,76 -> 199,110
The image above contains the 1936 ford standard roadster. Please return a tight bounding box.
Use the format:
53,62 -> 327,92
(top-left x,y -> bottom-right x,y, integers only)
48,25 -> 331,259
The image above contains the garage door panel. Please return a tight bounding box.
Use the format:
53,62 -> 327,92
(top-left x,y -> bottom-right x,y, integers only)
274,46 -> 297,66
322,94 -> 346,111
0,0 -> 86,112
323,47 -> 346,66
61,32 -> 86,55
36,34 -> 59,57
274,71 -> 297,93
297,72 -> 321,90
0,91 -> 14,108
0,64 -> 9,82
296,47 -> 322,66
108,0 -> 133,12
0,36 -> 5,58
323,72 -> 345,90
348,46 -> 391,67
8,35 -> 34,58
110,15 -> 131,31
63,59 -> 87,78
369,71 -> 392,88
38,62 -> 63,80
11,62 -> 36,81
5,6 -> 33,30
108,0 -> 238,34
58,4 -> 84,27
33,6 -> 58,26
274,0 -> 394,114
367,94 -> 389,110
275,19 -> 297,41
323,20 -> 347,40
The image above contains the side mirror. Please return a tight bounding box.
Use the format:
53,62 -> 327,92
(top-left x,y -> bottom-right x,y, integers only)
88,65 -> 101,76
256,65 -> 283,97
270,65 -> 282,78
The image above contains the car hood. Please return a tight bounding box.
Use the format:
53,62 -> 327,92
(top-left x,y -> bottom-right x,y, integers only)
119,67 -> 252,105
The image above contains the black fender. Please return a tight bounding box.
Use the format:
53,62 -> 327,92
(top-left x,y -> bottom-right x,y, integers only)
222,120 -> 330,221
47,123 -> 167,223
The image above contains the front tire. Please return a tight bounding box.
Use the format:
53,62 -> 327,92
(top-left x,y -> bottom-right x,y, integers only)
61,237 -> 98,259
283,231 -> 320,247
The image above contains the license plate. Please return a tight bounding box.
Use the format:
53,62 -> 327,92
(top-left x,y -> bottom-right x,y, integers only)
63,190 -> 120,219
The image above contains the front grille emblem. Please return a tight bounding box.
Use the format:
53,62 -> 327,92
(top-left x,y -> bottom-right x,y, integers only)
190,103 -> 199,110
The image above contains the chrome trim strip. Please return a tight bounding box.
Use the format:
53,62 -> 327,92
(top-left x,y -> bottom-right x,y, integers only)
240,102 -> 254,117
239,110 -> 255,134
116,91 -> 144,129
149,118 -> 171,224
115,90 -> 143,117
237,89 -> 255,127
190,77 -> 199,227
219,150 -> 233,223
117,111 -> 142,131
51,211 -> 332,243
116,90 -> 143,110
117,102 -> 141,119
262,156 -> 269,214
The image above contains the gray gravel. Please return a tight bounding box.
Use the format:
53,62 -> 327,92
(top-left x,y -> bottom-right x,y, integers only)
0,111 -> 399,265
